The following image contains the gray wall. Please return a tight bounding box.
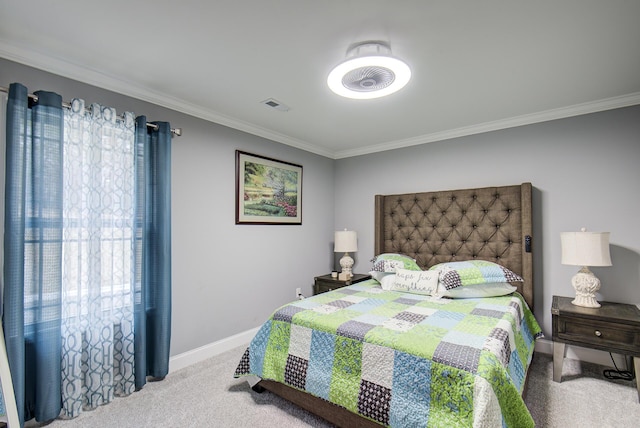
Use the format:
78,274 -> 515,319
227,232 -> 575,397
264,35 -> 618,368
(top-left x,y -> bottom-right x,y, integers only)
0,58 -> 336,356
335,105 -> 640,338
2,57 -> 640,353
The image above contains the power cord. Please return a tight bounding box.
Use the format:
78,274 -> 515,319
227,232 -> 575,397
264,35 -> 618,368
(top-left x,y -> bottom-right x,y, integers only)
603,353 -> 634,381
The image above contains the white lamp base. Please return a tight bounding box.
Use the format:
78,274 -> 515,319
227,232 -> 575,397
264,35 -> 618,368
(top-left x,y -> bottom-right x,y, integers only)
339,252 -> 354,278
571,266 -> 601,308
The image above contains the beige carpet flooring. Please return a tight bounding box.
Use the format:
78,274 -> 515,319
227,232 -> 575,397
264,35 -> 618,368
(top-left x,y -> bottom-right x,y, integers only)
26,345 -> 640,427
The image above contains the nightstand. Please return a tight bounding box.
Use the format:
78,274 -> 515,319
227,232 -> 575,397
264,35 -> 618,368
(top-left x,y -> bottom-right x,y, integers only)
551,295 -> 640,401
313,273 -> 371,295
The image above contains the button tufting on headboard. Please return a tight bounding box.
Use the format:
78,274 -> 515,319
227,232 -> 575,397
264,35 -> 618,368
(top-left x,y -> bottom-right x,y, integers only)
375,183 -> 534,309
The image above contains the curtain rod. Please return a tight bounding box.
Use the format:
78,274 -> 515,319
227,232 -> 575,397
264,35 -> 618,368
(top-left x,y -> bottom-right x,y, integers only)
0,86 -> 182,137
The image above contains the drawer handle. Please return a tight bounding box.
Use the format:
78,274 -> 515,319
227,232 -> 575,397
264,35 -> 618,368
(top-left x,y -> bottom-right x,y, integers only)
594,330 -> 602,337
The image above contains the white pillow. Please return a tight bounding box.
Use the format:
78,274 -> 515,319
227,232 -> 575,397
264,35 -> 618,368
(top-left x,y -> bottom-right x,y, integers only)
437,282 -> 517,298
369,270 -> 394,283
389,269 -> 439,295
379,274 -> 396,290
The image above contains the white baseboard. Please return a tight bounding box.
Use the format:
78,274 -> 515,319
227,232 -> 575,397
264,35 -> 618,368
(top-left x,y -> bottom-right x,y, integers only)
535,338 -> 629,368
169,326 -> 259,373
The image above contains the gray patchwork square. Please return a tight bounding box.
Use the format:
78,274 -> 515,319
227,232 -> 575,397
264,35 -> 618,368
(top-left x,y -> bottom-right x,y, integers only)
337,320 -> 376,341
273,305 -> 304,322
471,308 -> 505,319
358,379 -> 391,425
328,299 -> 354,309
394,311 -> 427,324
394,297 -> 423,306
433,341 -> 481,373
284,354 -> 308,389
509,301 -> 523,323
485,327 -> 511,365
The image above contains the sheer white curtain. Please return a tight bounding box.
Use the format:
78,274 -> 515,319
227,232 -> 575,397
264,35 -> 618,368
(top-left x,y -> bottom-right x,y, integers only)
60,99 -> 137,417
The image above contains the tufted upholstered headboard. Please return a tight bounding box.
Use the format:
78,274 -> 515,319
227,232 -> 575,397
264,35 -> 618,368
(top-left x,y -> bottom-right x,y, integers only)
374,183 -> 533,309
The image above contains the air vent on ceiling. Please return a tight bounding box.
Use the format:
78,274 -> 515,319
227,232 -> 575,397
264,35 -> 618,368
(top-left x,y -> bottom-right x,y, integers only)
261,98 -> 290,112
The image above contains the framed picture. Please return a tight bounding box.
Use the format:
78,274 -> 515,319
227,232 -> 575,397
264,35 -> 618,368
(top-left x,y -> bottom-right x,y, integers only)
236,150 -> 302,225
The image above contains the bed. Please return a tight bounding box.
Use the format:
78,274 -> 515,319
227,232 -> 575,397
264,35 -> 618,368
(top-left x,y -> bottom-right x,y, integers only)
235,183 -> 541,427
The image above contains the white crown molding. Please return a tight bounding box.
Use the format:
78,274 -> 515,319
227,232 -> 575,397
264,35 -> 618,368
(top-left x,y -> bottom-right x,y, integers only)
2,41 -> 638,161
0,42 -> 333,159
333,91 -> 640,159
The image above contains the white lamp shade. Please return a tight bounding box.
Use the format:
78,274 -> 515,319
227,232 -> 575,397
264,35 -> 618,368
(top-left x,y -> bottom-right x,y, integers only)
334,230 -> 358,253
561,231 -> 612,267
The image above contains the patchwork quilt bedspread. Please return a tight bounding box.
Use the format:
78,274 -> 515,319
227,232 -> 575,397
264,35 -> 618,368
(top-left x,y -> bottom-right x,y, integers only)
235,280 -> 542,427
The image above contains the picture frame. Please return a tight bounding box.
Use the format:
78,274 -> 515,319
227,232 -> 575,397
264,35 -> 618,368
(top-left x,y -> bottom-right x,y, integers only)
236,150 -> 302,225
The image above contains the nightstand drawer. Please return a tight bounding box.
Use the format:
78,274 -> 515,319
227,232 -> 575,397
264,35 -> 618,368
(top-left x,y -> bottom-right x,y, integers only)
551,295 -> 640,400
556,316 -> 640,354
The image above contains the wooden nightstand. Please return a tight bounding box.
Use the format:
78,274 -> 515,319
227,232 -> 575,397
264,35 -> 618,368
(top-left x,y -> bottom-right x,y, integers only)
313,273 -> 371,295
551,295 -> 640,401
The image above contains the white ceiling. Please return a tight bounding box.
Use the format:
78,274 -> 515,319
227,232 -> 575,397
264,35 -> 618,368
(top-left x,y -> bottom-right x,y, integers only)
2,1 -> 639,159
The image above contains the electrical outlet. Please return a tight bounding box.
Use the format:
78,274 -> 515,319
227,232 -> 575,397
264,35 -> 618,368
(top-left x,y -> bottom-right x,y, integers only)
296,287 -> 305,300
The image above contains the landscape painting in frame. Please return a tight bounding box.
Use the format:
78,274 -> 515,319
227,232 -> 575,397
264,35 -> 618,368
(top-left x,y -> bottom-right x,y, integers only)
236,151 -> 302,224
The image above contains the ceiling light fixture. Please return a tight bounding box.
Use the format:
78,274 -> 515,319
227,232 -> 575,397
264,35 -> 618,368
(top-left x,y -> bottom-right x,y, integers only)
327,41 -> 411,100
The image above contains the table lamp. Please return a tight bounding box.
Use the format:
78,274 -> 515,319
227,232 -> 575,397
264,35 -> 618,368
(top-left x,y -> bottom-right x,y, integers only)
560,228 -> 612,308
334,229 -> 357,280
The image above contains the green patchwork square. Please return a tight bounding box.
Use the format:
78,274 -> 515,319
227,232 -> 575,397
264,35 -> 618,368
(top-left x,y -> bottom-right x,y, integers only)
311,293 -> 342,304
492,295 -> 511,305
476,352 -> 514,401
454,315 -> 498,336
524,306 -> 542,337
428,362 -> 474,427
261,320 -> 290,381
329,336 -> 362,411
438,299 -> 477,314
294,308 -> 360,334
476,352 -> 535,427
393,324 -> 447,359
378,291 -> 408,301
363,325 -> 403,349
369,301 -> 408,318
514,331 -> 530,370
